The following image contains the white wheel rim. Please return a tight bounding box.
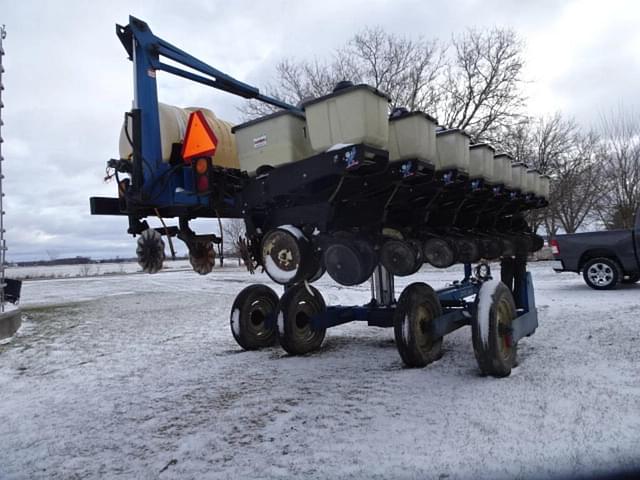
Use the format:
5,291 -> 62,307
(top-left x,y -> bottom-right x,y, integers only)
587,263 -> 614,286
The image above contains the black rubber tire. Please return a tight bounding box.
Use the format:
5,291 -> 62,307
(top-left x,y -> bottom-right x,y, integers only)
324,238 -> 370,286
407,239 -> 425,274
472,281 -> 518,377
582,257 -> 621,290
423,237 -> 456,269
393,283 -> 444,368
276,284 -> 326,355
353,239 -> 379,280
455,237 -> 481,264
307,257 -> 326,283
621,273 -> 640,284
479,237 -> 503,260
230,284 -> 279,350
381,239 -> 419,276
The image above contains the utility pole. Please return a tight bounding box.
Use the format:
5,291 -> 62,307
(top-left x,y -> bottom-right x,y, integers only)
0,25 -> 7,312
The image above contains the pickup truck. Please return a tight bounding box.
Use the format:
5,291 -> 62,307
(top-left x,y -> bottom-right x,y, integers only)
551,210 -> 640,289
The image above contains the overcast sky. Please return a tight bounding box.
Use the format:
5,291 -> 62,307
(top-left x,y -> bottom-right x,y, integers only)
1,0 -> 639,261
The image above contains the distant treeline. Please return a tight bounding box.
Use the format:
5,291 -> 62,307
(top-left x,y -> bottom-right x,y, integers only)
11,256 -> 182,267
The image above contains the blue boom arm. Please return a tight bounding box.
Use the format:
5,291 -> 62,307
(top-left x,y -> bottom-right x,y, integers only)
116,16 -> 298,206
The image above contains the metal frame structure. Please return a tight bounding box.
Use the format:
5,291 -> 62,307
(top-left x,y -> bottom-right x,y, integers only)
309,261 -> 537,340
89,17 -> 542,374
114,16 -> 297,208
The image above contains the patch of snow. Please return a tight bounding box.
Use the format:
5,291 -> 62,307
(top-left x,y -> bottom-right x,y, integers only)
402,314 -> 410,345
327,143 -> 354,152
277,311 -> 285,336
264,255 -> 297,284
1,262 -> 640,478
476,279 -> 501,348
230,308 -> 240,337
278,224 -> 305,241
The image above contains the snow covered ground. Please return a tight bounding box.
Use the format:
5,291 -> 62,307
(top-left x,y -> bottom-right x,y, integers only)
1,262 -> 639,479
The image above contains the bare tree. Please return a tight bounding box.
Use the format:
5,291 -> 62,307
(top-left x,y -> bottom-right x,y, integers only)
597,106 -> 640,229
223,220 -> 247,266
548,130 -> 604,234
240,27 -> 446,119
497,113 -> 580,235
435,28 -> 526,143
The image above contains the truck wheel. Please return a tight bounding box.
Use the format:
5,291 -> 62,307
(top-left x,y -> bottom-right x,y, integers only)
393,283 -> 443,368
230,284 -> 279,350
276,284 -> 326,355
621,273 -> 640,284
583,258 -> 621,290
472,280 -> 518,377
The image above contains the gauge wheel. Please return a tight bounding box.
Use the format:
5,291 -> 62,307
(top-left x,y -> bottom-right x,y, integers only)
472,280 -> 518,377
276,284 -> 326,355
582,257 -> 621,290
393,283 -> 444,368
230,284 -> 279,350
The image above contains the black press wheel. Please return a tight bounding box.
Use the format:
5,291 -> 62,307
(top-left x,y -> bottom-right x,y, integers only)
472,280 -> 518,377
276,284 -> 326,355
582,257 -> 621,290
393,283 -> 444,368
230,284 -> 279,350
621,273 -> 640,284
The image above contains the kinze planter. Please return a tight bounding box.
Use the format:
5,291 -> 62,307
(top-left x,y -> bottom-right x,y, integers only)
91,17 -> 546,377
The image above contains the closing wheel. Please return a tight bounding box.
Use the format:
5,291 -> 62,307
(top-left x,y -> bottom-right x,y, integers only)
230,284 -> 279,350
393,283 -> 443,368
276,283 -> 326,355
189,241 -> 216,275
582,257 -> 621,290
136,229 -> 165,274
455,237 -> 481,264
423,238 -> 456,269
480,237 -> 503,260
381,239 -> 420,276
472,280 -> 518,377
324,237 -> 375,286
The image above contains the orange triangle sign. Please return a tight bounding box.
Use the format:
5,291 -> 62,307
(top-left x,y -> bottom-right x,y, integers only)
182,110 -> 218,162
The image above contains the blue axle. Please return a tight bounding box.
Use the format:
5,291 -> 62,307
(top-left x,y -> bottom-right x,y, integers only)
300,269 -> 538,342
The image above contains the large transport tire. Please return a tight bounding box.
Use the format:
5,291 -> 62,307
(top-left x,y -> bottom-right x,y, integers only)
230,284 -> 279,350
393,283 -> 444,368
582,257 -> 621,290
472,280 -> 518,377
621,273 -> 640,284
276,284 -> 327,355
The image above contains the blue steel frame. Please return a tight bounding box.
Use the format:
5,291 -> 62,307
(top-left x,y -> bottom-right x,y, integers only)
120,16 -> 298,206
308,269 -> 538,342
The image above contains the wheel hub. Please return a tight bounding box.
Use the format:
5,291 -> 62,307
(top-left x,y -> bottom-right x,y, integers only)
587,263 -> 613,286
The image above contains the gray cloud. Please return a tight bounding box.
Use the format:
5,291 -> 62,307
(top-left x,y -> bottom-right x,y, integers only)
1,0 -> 639,260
